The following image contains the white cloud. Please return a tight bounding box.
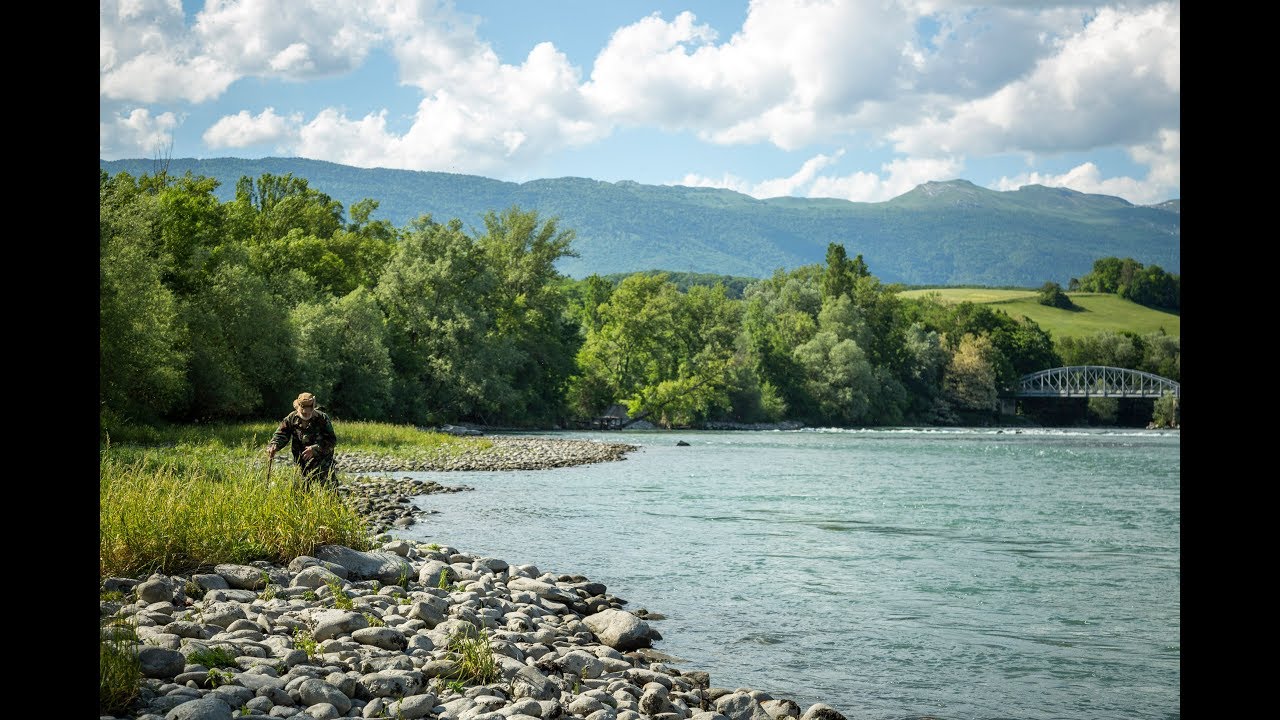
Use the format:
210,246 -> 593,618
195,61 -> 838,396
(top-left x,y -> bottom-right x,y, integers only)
192,0 -> 383,78
100,108 -> 181,159
203,108 -> 303,149
98,0 -> 1178,204
889,3 -> 1179,156
677,151 -> 961,202
993,128 -> 1179,205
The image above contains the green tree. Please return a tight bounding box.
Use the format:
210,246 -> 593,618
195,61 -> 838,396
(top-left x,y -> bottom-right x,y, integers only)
1037,281 -> 1074,309
376,216 -> 495,424
1151,392 -> 1179,428
944,333 -> 998,414
475,207 -> 581,424
291,287 -> 394,420
100,214 -> 191,423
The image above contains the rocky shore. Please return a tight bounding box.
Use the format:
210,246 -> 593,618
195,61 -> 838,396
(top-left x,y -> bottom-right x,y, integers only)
101,435 -> 849,720
101,541 -> 849,720
328,436 -> 641,535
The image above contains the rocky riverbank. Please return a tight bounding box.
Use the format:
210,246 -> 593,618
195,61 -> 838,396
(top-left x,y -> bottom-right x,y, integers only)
100,435 -> 851,720
100,539 -> 849,720
325,436 -> 641,535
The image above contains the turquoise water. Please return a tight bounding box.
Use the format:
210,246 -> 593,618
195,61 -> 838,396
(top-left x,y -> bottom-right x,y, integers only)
392,428 -> 1180,720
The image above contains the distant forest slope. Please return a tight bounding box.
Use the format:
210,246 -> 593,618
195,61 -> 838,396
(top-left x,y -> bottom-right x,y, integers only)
99,157 -> 1180,287
899,288 -> 1180,339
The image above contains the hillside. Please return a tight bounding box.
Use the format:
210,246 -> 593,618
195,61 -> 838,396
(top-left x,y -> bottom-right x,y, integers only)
99,157 -> 1180,287
898,289 -> 1180,339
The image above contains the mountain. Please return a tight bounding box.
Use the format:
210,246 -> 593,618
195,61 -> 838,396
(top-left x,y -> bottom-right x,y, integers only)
99,157 -> 1180,286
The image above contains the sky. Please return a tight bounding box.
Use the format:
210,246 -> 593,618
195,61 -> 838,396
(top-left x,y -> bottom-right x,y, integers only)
100,0 -> 1180,205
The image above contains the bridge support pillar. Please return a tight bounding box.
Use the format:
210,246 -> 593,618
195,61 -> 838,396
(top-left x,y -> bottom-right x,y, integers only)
999,398 -> 1018,416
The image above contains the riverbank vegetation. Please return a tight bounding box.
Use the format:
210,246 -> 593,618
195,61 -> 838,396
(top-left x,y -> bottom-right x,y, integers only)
99,421 -> 485,578
101,168 -> 1179,430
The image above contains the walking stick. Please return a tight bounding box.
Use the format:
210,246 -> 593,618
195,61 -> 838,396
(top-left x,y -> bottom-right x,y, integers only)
266,451 -> 274,484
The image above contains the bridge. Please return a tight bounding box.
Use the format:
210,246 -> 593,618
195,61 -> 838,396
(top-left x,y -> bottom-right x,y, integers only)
1012,365 -> 1180,399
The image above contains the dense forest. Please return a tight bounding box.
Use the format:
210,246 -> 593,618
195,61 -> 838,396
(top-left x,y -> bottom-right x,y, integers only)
99,157 -> 1181,287
100,168 -> 1181,431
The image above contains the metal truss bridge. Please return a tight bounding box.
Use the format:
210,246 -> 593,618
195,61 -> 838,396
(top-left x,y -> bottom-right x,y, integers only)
1014,365 -> 1180,399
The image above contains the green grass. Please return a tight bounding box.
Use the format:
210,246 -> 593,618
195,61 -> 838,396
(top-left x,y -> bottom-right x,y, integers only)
99,419 -> 495,579
100,444 -> 371,578
100,618 -> 142,716
900,289 -> 1180,339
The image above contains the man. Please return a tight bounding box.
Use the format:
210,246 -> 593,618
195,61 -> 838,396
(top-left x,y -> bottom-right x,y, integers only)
266,392 -> 338,489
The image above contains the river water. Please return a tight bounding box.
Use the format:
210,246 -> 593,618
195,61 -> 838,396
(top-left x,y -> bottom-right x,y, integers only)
391,427 -> 1179,720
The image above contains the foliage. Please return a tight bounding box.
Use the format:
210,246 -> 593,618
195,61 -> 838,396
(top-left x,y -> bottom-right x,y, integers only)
325,577 -> 354,610
100,158 -> 1180,287
99,618 -> 142,716
945,333 -> 998,413
1037,281 -> 1076,309
445,627 -> 500,685
187,646 -> 240,669
99,441 -> 370,577
99,163 -> 1177,429
1074,257 -> 1179,310
1152,392 -> 1180,428
293,629 -> 319,659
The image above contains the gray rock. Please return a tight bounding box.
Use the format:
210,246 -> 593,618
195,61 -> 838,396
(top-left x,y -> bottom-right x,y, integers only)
292,566 -> 345,589
314,545 -> 415,585
297,678 -> 352,714
352,626 -> 408,651
138,575 -> 176,604
583,610 -> 651,651
510,666 -> 558,701
386,693 -> 439,719
310,609 -> 369,642
216,563 -> 269,590
798,704 -> 846,720
715,693 -> 771,720
140,646 -> 187,678
164,696 -> 233,720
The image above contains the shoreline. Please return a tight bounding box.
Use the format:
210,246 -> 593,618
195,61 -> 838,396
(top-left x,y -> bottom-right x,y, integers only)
103,436 -> 851,720
102,517 -> 851,720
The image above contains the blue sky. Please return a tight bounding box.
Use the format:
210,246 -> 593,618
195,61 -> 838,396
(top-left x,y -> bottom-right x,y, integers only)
100,0 -> 1179,205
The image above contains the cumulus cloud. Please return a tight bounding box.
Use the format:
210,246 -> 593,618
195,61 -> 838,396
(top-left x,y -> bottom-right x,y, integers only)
993,128 -> 1179,205
100,108 -> 181,159
678,151 -> 962,202
203,108 -> 303,149
888,3 -> 1179,156
98,0 -> 1178,204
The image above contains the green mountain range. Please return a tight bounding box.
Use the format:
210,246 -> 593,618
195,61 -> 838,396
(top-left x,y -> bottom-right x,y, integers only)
99,157 -> 1180,286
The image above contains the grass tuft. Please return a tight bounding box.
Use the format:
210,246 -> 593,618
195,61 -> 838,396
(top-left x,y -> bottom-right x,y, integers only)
99,618 -> 142,716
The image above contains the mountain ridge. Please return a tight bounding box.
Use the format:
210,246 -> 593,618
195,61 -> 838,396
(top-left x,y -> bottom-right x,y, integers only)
99,156 -> 1180,286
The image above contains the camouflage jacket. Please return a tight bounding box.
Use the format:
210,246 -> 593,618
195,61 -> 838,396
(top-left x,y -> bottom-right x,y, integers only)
270,410 -> 338,461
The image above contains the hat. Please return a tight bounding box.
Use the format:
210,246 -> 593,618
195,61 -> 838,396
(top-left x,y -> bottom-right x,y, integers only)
294,392 -> 317,409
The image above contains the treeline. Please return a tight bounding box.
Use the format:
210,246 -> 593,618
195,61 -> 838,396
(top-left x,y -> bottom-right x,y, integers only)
101,168 -> 1180,429
1071,256 -> 1180,311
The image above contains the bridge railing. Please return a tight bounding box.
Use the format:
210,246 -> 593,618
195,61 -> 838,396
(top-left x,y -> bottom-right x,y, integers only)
1015,365 -> 1180,399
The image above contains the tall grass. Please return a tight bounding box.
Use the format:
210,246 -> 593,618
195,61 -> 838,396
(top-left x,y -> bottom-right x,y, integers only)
100,443 -> 370,578
100,617 -> 141,716
99,419 -> 492,579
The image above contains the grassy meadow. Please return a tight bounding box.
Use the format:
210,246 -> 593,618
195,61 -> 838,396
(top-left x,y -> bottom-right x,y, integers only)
99,420 -> 490,579
899,289 -> 1180,339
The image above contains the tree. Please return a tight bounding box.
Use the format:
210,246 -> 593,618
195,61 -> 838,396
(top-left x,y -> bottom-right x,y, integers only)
375,216 -> 495,424
944,333 -> 998,414
291,287 -> 394,420
1151,392 -> 1179,428
1037,281 -> 1074,309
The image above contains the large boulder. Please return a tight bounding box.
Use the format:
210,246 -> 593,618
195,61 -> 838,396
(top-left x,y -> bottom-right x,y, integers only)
314,545 -> 414,585
583,609 -> 652,651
